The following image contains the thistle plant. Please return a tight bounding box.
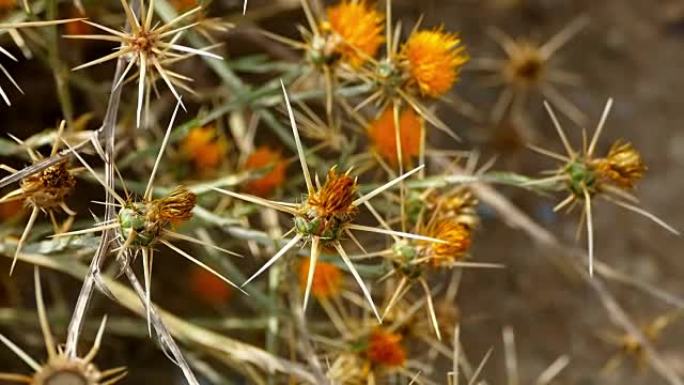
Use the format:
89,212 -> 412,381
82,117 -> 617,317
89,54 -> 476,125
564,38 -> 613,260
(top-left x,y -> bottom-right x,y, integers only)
0,1 -> 682,384
0,268 -> 126,385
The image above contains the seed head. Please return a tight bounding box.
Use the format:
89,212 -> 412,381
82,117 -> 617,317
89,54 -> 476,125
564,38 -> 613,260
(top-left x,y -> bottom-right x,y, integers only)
367,106 -> 423,167
324,0 -> 384,68
401,28 -> 468,98
243,146 -> 287,197
298,258 -> 342,299
366,328 -> 406,368
593,140 -> 646,189
32,356 -> 102,385
20,161 -> 76,210
502,40 -> 546,88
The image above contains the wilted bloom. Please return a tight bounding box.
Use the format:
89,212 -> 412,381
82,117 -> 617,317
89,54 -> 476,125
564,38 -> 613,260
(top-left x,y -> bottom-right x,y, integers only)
190,266 -> 233,305
170,0 -> 197,11
425,219 -> 472,267
20,161 -> 76,210
181,125 -> 228,172
593,140 -> 646,189
367,106 -> 423,167
244,146 -> 287,197
324,0 -> 384,67
366,328 -> 406,367
298,258 -> 342,298
401,28 -> 468,98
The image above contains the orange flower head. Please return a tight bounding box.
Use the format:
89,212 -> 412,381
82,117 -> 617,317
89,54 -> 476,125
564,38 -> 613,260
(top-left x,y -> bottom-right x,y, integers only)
367,106 -> 423,167
244,146 -> 287,197
65,8 -> 92,36
170,0 -> 198,12
307,168 -> 358,221
298,258 -> 342,298
401,28 -> 468,98
593,140 -> 646,189
189,266 -> 232,305
426,219 -> 472,267
325,0 -> 384,67
0,0 -> 15,11
367,328 -> 406,367
181,125 -> 228,172
0,199 -> 23,219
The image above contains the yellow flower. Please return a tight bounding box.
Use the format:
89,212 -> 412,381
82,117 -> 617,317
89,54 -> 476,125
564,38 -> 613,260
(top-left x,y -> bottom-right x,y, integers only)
367,106 -> 423,167
181,125 -> 228,172
401,28 -> 468,98
593,140 -> 646,189
325,0 -> 384,67
425,219 -> 472,267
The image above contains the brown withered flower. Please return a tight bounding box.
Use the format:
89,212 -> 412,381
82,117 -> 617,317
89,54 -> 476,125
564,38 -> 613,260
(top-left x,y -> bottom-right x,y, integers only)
20,161 -> 76,210
148,186 -> 197,225
0,269 -> 126,385
305,167 -> 359,222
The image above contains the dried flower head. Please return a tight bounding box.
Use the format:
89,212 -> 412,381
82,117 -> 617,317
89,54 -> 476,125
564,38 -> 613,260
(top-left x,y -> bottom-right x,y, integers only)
592,140 -> 646,189
181,125 -> 228,172
367,106 -> 423,167
324,0 -> 384,67
473,18 -> 588,124
298,258 -> 342,299
366,328 -> 406,368
0,269 -> 126,385
243,146 -> 287,197
425,219 -> 472,267
1,121 -> 79,274
20,161 -> 76,210
401,28 -> 468,98
118,186 -> 196,247
67,0 -> 223,127
189,266 -> 233,305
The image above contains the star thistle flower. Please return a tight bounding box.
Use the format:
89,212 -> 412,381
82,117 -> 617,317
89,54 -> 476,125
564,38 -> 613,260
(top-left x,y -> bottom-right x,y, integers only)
400,28 -> 468,98
58,103 -> 243,329
212,81 -> 440,319
189,266 -> 233,305
472,18 -> 588,125
181,125 -> 229,172
367,105 -> 423,167
324,0 -> 384,68
243,146 -> 287,197
66,0 -> 223,127
528,98 -> 679,276
0,121 -> 78,275
298,258 -> 342,299
366,328 -> 406,368
0,268 -> 127,385
0,18 -> 84,105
